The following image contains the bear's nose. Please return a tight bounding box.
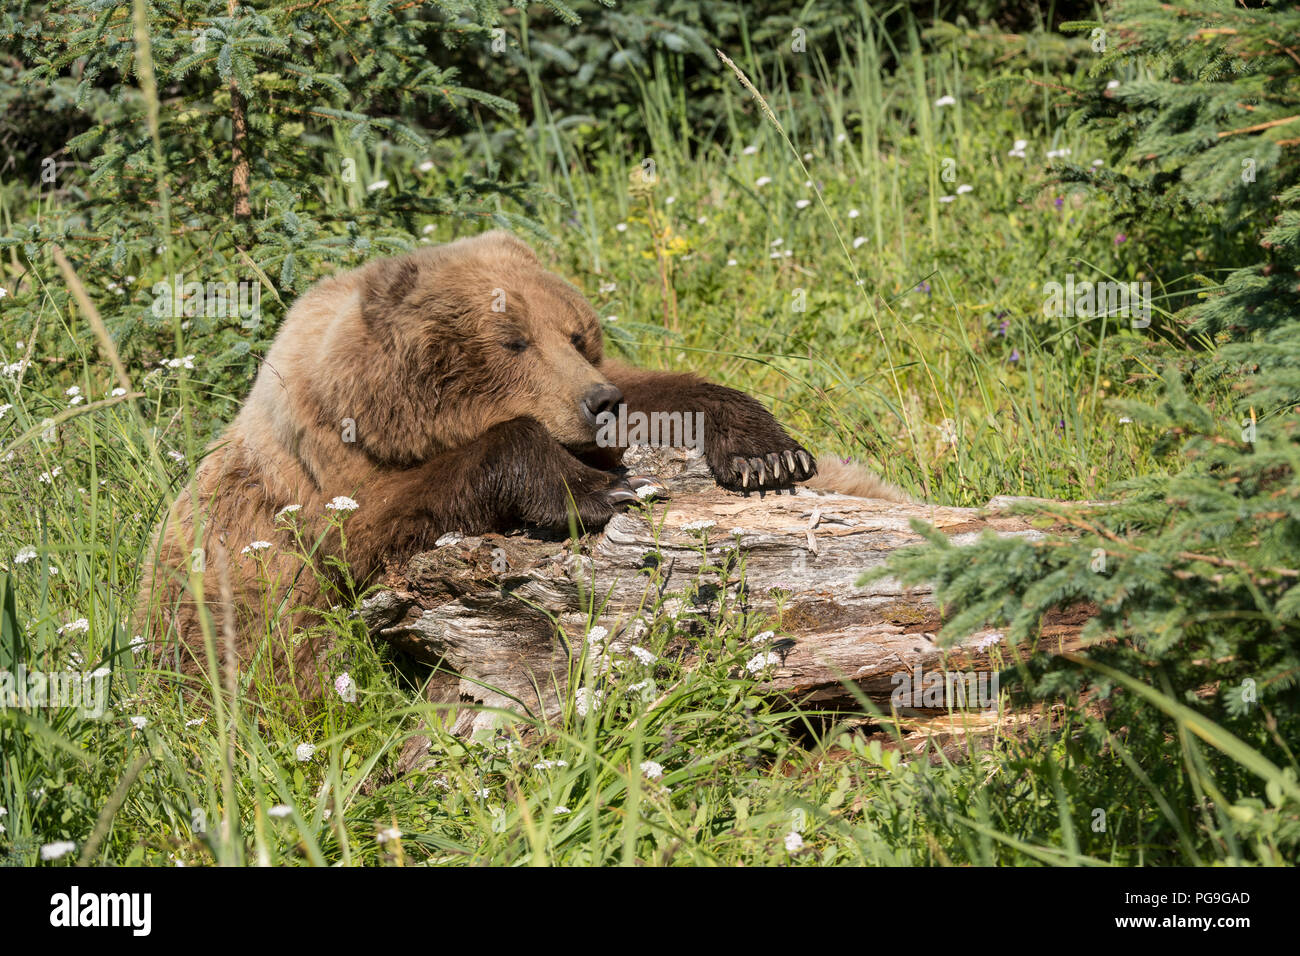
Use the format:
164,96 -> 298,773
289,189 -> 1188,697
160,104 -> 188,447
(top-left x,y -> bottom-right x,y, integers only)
581,383 -> 624,424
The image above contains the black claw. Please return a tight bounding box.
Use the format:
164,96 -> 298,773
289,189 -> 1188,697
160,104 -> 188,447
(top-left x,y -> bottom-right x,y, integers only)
731,456 -> 751,489
607,487 -> 640,506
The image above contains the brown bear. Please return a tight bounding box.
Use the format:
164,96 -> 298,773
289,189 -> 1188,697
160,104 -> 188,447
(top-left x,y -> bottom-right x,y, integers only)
140,230 -> 905,693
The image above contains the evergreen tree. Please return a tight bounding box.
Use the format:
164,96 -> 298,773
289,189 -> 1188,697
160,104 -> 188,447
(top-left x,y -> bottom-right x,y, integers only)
0,0 -> 569,393
883,0 -> 1300,846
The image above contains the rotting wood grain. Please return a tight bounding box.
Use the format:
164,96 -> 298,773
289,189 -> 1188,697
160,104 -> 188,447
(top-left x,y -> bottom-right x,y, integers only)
361,445 -> 1087,754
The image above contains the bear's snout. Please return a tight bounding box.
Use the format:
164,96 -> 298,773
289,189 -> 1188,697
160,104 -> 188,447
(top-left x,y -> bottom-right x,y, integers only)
581,383 -> 624,425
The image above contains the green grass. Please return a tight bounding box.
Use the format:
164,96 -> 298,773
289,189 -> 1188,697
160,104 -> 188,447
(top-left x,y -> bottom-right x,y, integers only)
0,9 -> 1290,867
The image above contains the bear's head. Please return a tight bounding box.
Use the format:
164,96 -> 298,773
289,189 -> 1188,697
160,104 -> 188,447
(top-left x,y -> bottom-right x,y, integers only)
344,231 -> 622,463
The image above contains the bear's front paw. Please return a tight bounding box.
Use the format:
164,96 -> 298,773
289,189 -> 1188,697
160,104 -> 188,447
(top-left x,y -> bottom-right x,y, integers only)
534,474 -> 670,531
711,444 -> 816,491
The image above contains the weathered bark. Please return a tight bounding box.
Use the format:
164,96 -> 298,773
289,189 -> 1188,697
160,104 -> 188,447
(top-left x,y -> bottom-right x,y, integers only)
361,446 -> 1088,751
228,0 -> 251,222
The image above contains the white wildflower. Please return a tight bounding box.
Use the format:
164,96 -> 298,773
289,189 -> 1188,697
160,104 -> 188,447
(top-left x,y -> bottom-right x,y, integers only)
326,496 -> 359,511
41,841 -> 77,861
639,760 -> 664,779
680,519 -> 715,533
629,644 -> 656,666
573,686 -> 603,717
295,743 -> 316,762
334,672 -> 357,703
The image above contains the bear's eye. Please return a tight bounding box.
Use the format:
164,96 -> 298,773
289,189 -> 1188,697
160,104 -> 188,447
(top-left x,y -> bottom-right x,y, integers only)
570,333 -> 585,351
504,338 -> 529,354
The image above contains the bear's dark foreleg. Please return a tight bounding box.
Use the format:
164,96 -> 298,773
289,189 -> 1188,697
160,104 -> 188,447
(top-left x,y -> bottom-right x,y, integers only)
342,417 -> 660,578
599,361 -> 816,491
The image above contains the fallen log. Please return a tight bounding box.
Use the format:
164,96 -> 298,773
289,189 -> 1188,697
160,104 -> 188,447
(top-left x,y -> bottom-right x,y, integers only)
361,445 -> 1088,748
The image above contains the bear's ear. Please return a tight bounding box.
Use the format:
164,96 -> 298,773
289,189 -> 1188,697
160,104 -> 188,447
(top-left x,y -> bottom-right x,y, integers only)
359,253 -> 423,331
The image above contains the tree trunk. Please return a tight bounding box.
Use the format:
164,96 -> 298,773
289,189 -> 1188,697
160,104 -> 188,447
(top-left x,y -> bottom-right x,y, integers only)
360,446 -> 1087,755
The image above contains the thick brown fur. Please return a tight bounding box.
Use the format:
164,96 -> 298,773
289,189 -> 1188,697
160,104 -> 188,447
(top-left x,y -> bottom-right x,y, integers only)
141,230 -> 905,695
